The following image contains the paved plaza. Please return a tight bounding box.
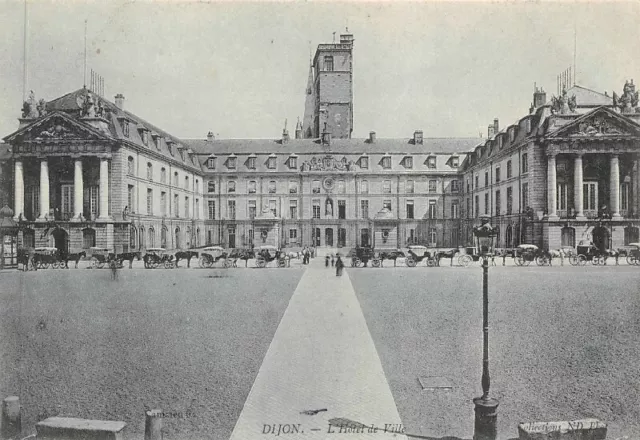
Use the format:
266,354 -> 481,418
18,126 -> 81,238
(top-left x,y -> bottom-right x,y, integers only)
0,259 -> 638,439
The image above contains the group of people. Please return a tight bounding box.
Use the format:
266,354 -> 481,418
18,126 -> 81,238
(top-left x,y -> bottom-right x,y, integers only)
301,246 -> 313,265
324,253 -> 345,276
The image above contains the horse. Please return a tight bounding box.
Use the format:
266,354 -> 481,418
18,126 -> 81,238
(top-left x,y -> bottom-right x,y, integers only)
435,248 -> 458,266
174,250 -> 199,268
61,251 -> 87,269
117,251 -> 142,269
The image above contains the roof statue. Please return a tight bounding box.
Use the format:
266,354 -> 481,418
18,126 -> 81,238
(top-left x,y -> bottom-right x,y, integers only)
613,80 -> 640,114
551,88 -> 577,115
22,90 -> 44,119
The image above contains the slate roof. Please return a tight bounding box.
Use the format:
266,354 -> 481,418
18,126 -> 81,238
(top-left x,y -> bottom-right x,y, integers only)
545,85 -> 613,107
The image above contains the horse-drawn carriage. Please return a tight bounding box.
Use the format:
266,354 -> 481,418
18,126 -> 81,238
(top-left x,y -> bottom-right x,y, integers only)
198,246 -> 231,268
143,248 -> 175,269
87,247 -> 121,269
405,245 -> 437,267
347,246 -> 375,267
513,244 -> 552,266
457,246 -> 484,267
33,247 -> 62,269
255,245 -> 287,268
625,243 -> 640,266
371,249 -> 405,267
569,241 -> 610,266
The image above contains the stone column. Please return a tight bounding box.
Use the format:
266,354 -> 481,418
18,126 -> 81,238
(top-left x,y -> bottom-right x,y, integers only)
98,158 -> 110,220
610,153 -> 622,219
38,159 -> 50,221
13,160 -> 24,220
73,158 -> 83,220
547,154 -> 558,219
574,153 -> 585,220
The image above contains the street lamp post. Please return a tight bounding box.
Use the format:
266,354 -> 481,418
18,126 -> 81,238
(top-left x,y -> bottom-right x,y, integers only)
472,215 -> 499,440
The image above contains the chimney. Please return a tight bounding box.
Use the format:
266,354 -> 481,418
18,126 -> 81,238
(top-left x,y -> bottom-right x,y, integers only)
369,131 -> 376,143
340,32 -> 354,46
493,118 -> 499,134
206,131 -> 215,142
282,119 -> 290,144
413,130 -> 423,145
488,124 -> 495,138
533,85 -> 546,109
295,118 -> 302,139
114,94 -> 125,111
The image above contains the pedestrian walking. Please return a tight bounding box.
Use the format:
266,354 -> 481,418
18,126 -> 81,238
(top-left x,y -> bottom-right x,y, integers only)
335,255 -> 344,277
331,254 -> 335,267
325,255 -> 330,267
109,256 -> 118,281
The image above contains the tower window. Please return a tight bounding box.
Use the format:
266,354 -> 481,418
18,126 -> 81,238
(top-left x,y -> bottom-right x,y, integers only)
324,56 -> 334,72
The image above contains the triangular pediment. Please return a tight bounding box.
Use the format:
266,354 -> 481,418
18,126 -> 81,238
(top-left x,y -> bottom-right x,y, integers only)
546,107 -> 640,139
3,111 -> 113,143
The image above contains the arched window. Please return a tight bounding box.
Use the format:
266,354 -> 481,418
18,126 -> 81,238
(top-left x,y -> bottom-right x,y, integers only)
83,228 -> 96,249
130,226 -> 137,248
147,162 -> 153,180
139,226 -> 145,249
174,172 -> 179,186
148,227 -> 155,248
174,227 -> 181,249
185,176 -> 189,190
161,227 -> 168,248
127,156 -> 134,175
160,167 -> 166,183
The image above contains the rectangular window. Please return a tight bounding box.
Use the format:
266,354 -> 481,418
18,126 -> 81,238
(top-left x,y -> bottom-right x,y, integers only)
360,157 -> 369,169
268,181 -> 276,194
427,156 -> 436,168
247,157 -> 256,169
360,180 -> 369,194
174,194 -> 179,217
428,200 -> 437,219
429,228 -> 437,246
406,200 -> 414,219
507,186 -> 513,215
428,180 -> 437,192
147,164 -> 153,180
290,200 -> 298,219
207,157 -> 216,169
248,200 -> 256,219
495,190 -> 501,215
161,168 -> 166,183
89,186 -> 98,218
451,201 -> 459,219
484,172 -> 489,187
475,195 -> 479,217
466,198 -> 471,218
312,199 -> 321,219
522,153 -> 529,173
324,55 -> 334,72
584,182 -> 598,211
507,160 -> 513,178
451,179 -> 460,193
289,229 -> 298,239
452,157 -> 459,167
289,157 -> 297,169
404,156 -> 413,168
128,185 -> 134,213
337,180 -> 345,194
383,200 -> 392,211
147,189 -> 153,215
185,196 -> 189,218
484,193 -> 489,215
228,181 -> 236,193
381,156 -> 392,169
227,157 -> 237,169
289,180 -> 298,194
406,180 -> 414,194
269,199 -> 277,217
267,157 -> 276,169
160,192 -> 166,216
312,180 -> 321,194
521,182 -> 529,210
61,184 -> 73,219
467,179 -> 470,193
228,200 -> 236,220
185,176 -> 189,190
123,120 -> 130,137
195,199 -> 199,219
361,200 -> 369,219
495,167 -> 501,183
174,173 -> 179,186
248,181 -> 256,194
556,183 -> 568,211
475,175 -> 479,189
338,200 -> 346,219
208,200 -> 216,220
208,181 -> 216,193
383,180 -> 392,193
621,182 -> 630,211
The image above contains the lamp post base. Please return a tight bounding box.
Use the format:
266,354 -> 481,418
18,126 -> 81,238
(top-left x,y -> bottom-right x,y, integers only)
473,397 -> 499,440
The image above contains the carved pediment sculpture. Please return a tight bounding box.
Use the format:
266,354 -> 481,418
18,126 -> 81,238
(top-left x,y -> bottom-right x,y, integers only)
573,115 -> 624,137
300,155 -> 353,172
36,124 -> 75,139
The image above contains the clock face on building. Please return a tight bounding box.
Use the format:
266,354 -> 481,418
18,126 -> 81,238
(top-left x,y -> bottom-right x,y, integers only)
323,177 -> 335,192
334,113 -> 342,123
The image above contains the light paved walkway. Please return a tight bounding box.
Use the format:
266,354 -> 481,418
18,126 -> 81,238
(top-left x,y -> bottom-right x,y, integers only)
229,259 -> 408,439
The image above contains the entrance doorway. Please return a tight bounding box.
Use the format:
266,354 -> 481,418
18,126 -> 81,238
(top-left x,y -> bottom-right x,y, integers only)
325,228 -> 334,247
228,226 -> 236,248
360,228 -> 370,247
52,228 -> 69,254
314,228 -> 321,247
592,225 -> 610,251
338,228 -> 346,247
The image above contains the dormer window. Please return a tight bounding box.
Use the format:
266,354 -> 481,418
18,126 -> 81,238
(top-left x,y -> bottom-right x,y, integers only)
247,156 -> 256,170
227,156 -> 237,169
359,156 -> 369,169
509,128 -> 515,143
288,156 -> 298,169
451,156 -> 459,167
152,134 -> 160,149
140,128 -> 149,146
381,156 -> 391,169
267,156 -> 276,169
403,156 -> 413,169
206,157 -> 216,169
179,149 -> 185,161
123,120 -> 130,137
427,156 -> 436,169
167,139 -> 174,156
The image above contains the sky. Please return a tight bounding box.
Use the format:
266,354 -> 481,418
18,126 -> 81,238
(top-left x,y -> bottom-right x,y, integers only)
1,1 -> 640,141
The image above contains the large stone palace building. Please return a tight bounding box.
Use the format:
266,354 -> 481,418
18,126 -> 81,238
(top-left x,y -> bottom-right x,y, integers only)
1,31 -> 640,254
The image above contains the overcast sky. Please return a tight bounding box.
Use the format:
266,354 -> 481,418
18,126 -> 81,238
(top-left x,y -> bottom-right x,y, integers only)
1,1 -> 640,140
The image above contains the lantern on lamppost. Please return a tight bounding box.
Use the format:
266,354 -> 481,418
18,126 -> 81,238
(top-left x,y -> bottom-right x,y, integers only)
472,215 -> 499,440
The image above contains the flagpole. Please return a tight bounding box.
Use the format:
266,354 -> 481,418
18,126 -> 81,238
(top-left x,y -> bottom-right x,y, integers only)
23,0 -> 28,101
84,19 -> 87,88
